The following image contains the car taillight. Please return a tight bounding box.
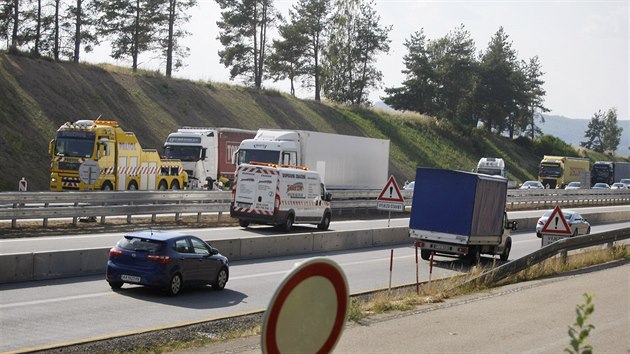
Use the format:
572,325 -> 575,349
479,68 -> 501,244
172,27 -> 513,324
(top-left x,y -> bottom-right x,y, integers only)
147,254 -> 170,264
109,248 -> 123,257
537,220 -> 544,225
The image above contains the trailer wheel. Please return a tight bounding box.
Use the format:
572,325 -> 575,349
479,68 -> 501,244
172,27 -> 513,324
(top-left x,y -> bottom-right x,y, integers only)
239,219 -> 250,228
467,246 -> 481,265
420,249 -> 431,261
317,212 -> 331,231
283,214 -> 294,232
500,238 -> 511,261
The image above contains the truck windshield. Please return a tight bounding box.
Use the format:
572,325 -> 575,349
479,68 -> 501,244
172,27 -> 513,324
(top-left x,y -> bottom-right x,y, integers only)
539,164 -> 562,177
237,149 -> 280,165
164,145 -> 201,161
55,132 -> 96,158
477,168 -> 503,176
592,165 -> 610,178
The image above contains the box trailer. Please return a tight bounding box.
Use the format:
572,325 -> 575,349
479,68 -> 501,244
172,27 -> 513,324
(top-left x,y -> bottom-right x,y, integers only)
409,168 -> 517,263
235,129 -> 390,190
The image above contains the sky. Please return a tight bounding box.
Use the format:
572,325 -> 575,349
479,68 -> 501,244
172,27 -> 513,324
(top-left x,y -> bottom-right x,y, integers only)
84,0 -> 629,121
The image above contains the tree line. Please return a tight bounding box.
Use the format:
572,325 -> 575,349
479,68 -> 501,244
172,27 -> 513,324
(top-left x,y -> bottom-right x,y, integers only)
1,0 -> 623,149
0,0 -> 196,77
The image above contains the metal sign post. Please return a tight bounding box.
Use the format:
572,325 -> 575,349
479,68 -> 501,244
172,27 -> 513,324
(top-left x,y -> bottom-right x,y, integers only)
377,175 -> 405,227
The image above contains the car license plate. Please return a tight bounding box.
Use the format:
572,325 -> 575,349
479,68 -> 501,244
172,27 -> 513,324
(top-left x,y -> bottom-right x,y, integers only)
121,274 -> 141,283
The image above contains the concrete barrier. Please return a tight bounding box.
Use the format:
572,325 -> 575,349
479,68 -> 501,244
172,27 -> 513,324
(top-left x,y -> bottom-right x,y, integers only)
33,248 -> 109,280
0,253 -> 34,283
1,211 -> 628,284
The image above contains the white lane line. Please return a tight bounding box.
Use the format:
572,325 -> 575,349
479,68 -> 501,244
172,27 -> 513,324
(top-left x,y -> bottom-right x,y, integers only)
0,292 -> 113,309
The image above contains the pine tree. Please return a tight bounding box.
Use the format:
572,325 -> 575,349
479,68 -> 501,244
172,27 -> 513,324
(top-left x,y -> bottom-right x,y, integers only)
158,0 -> 196,77
216,0 -> 279,88
602,108 -> 622,154
267,21 -> 308,96
580,110 -> 606,153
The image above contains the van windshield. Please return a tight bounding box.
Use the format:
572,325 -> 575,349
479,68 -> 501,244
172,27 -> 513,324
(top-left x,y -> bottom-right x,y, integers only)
238,149 -> 280,165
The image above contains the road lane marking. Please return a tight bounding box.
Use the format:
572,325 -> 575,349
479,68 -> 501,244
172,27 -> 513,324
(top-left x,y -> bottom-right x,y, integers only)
0,292 -> 114,310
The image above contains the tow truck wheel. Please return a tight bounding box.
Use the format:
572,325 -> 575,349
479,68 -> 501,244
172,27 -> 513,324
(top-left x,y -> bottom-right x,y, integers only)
101,182 -> 113,191
420,249 -> 431,261
127,181 -> 138,191
170,181 -> 180,190
158,180 -> 168,190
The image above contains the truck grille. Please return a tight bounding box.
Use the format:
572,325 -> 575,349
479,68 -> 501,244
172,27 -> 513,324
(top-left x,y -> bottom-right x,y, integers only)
59,161 -> 81,171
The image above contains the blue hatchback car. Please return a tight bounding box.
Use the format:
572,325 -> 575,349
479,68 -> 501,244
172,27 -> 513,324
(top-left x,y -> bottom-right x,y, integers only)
106,230 -> 229,296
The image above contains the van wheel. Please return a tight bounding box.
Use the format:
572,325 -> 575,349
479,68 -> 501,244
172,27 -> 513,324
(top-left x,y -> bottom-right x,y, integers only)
500,238 -> 511,261
283,214 -> 294,232
239,219 -> 250,228
420,249 -> 431,261
317,213 -> 331,231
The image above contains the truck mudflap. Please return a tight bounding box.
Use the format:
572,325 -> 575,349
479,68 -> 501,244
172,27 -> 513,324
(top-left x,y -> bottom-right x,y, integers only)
416,240 -> 469,258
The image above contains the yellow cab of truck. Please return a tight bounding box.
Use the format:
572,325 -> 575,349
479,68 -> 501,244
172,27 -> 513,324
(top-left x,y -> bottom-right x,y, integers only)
49,119 -> 188,191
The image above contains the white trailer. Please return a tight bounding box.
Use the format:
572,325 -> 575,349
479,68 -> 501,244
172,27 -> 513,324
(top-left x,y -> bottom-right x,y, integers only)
164,127 -> 256,189
235,129 -> 390,190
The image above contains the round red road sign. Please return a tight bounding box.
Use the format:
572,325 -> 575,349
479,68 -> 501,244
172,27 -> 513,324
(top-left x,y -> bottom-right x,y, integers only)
261,258 -> 349,354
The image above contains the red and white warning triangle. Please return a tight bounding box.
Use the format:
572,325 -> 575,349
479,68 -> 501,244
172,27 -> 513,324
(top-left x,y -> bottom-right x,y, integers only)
540,206 -> 573,235
377,175 -> 404,203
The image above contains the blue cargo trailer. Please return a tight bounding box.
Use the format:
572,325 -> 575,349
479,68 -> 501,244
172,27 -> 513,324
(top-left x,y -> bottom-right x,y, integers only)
408,168 -> 517,263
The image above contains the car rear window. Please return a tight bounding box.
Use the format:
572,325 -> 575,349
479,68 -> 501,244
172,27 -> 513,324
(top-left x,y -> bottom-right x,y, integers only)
117,237 -> 165,252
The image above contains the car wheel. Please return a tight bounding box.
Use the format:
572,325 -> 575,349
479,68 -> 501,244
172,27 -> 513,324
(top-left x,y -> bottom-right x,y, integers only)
317,212 -> 331,231
108,281 -> 123,289
536,231 -> 542,238
167,273 -> 182,296
239,219 -> 250,228
572,228 -> 578,237
283,214 -> 294,232
500,238 -> 511,261
586,227 -> 591,235
213,267 -> 229,291
420,249 -> 431,261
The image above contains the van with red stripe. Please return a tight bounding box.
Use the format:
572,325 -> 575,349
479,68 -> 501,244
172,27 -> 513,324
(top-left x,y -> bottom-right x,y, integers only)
230,163 -> 332,231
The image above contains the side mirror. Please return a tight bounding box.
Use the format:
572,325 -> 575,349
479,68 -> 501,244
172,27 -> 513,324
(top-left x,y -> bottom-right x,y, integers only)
48,139 -> 55,156
325,192 -> 332,202
509,221 -> 518,231
210,247 -> 219,255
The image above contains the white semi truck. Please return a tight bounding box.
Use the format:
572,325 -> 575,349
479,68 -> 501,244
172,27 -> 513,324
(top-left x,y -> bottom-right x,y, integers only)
164,127 -> 256,189
235,129 -> 390,190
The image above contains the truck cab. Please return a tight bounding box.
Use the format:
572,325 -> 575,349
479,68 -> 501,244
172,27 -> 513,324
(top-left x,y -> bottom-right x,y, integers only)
236,130 -> 301,166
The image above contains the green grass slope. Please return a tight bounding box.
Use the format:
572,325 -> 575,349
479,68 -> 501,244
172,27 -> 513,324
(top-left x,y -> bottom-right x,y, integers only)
0,53 -> 545,191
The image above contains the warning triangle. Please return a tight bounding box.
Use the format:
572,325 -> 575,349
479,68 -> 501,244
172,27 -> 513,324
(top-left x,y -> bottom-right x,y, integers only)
540,206 -> 573,235
377,175 -> 404,203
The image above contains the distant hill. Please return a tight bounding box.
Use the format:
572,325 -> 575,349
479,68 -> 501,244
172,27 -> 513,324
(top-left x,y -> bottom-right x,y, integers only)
540,115 -> 630,157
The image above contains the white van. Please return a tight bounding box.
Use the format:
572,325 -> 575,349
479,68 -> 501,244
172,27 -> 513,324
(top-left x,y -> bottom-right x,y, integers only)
230,163 -> 332,231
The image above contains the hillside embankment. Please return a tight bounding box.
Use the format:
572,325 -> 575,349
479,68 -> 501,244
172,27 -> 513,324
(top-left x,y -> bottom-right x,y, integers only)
1,53 -> 546,191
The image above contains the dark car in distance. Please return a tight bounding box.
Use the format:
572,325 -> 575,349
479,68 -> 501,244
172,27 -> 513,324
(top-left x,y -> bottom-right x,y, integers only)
106,230 -> 229,296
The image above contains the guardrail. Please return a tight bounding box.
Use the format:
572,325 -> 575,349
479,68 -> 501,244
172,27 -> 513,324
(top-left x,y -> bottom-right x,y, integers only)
471,227 -> 630,286
0,189 -> 628,229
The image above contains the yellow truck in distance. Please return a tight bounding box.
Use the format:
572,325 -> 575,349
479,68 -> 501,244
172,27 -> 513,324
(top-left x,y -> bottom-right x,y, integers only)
538,155 -> 590,189
49,120 -> 188,191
